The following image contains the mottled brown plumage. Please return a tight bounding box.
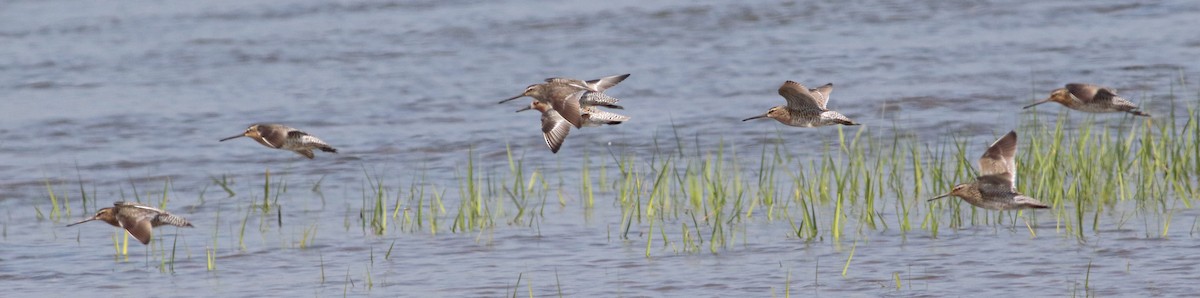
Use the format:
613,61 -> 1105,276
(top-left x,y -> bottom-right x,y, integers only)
67,201 -> 193,245
499,74 -> 630,128
515,90 -> 628,153
220,124 -> 337,159
929,131 -> 1049,210
1023,83 -> 1150,117
743,81 -> 859,127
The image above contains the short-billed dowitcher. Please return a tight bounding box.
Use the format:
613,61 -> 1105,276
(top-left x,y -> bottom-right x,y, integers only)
499,74 -> 630,128
67,201 -> 194,245
929,131 -> 1049,210
743,81 -> 860,127
516,91 -> 629,153
1023,83 -> 1150,117
219,124 -> 337,159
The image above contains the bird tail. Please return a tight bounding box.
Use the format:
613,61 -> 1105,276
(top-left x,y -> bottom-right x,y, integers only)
158,214 -> 194,228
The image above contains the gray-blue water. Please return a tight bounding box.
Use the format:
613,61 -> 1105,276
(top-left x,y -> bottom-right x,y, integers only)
3,0 -> 1200,296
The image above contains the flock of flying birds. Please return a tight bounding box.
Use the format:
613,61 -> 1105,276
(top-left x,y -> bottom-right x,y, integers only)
67,74 -> 1152,245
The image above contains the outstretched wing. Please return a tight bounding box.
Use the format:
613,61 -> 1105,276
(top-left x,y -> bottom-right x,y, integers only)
540,109 -> 572,153
118,201 -> 165,213
777,81 -> 823,110
257,126 -> 291,148
551,90 -> 585,128
808,83 -> 833,107
116,212 -> 156,244
544,74 -> 630,92
1065,83 -> 1113,103
978,131 -> 1017,188
582,74 -> 629,91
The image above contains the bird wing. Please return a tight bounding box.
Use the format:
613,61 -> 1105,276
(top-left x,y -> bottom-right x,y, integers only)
1068,83 -> 1142,111
541,109 -> 572,153
808,83 -> 833,106
551,90 -> 585,128
116,212 -> 155,245
286,130 -> 309,138
777,81 -> 824,110
119,201 -> 166,213
544,78 -> 587,90
582,74 -> 630,91
544,74 -> 629,92
1065,83 -> 1111,103
978,131 -> 1018,188
257,126 -> 290,148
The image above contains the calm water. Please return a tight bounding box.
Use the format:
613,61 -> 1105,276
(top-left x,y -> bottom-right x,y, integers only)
3,0 -> 1200,296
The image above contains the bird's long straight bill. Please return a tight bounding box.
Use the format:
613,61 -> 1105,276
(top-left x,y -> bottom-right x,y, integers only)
742,114 -> 768,121
219,134 -> 244,142
66,217 -> 96,227
498,94 -> 524,104
515,106 -> 532,113
927,193 -> 952,201
1022,99 -> 1052,109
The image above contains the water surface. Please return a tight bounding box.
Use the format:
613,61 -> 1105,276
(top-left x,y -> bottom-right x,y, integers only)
2,0 -> 1200,296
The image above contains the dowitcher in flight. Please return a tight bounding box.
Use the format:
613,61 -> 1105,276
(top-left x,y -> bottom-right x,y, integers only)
67,201 -> 194,245
929,131 -> 1049,210
516,91 -> 629,153
220,124 -> 337,159
499,74 -> 630,128
1023,83 -> 1150,117
743,81 -> 860,127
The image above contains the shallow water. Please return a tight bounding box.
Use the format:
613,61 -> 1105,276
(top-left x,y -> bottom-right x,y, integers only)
3,0 -> 1200,296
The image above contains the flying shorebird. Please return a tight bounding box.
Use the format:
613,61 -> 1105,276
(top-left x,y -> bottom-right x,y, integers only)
516,91 -> 629,153
929,131 -> 1050,210
743,81 -> 860,127
219,124 -> 337,159
67,201 -> 194,245
499,74 -> 630,128
1023,83 -> 1150,117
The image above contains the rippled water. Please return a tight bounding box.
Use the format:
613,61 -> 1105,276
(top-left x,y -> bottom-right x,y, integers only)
3,0 -> 1200,296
